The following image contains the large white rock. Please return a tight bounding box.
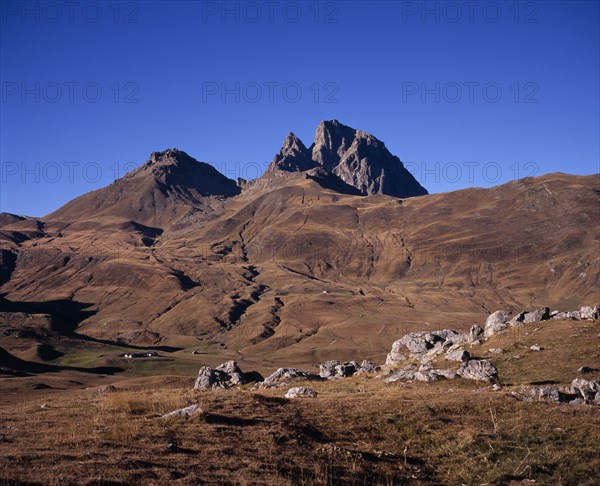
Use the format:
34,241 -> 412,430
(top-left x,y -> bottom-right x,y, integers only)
457,359 -> 498,381
285,387 -> 318,398
484,310 -> 511,338
579,306 -> 600,320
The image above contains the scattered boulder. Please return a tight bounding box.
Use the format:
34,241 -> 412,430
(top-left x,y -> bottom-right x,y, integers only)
552,306 -> 600,320
484,310 -> 511,338
480,305 -> 595,342
517,386 -> 579,404
319,360 -> 339,379
195,367 -> 218,390
335,361 -> 358,378
160,404 -> 201,419
258,368 -> 320,389
516,380 -> 600,405
285,387 -> 317,398
488,348 -> 504,354
469,324 -> 484,343
522,307 -> 550,324
385,369 -> 416,383
385,366 -> 455,383
529,345 -> 543,352
432,369 -> 458,380
509,311 -> 527,325
356,360 -> 381,374
414,371 -> 442,383
216,360 -> 245,386
398,334 -> 430,355
385,341 -> 406,365
424,342 -> 446,360
457,359 -> 498,382
551,311 -> 580,320
319,360 -> 359,379
194,361 -> 263,390
386,329 -> 467,364
445,349 -> 470,362
579,305 -> 600,320
571,379 -> 600,403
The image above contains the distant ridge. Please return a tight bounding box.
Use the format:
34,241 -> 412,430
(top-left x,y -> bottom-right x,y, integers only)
45,148 -> 240,227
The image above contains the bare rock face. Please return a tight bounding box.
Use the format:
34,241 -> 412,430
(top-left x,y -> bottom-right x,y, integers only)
457,359 -> 498,382
484,310 -> 512,338
311,120 -> 358,171
313,120 -> 428,198
268,132 -> 315,173
265,120 -> 428,198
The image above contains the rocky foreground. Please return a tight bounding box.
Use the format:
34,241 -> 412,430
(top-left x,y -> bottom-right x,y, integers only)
1,308 -> 599,485
181,305 -> 600,411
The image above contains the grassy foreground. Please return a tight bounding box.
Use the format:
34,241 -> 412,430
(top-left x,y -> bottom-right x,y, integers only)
1,318 -> 599,485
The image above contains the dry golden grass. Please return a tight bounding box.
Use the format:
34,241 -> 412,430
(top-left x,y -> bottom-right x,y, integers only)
1,319 -> 599,485
1,376 -> 600,485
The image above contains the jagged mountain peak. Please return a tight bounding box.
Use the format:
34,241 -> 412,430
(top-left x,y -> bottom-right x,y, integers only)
267,132 -> 316,173
266,120 -> 428,198
280,132 -> 307,154
311,120 -> 358,171
129,148 -> 205,176
120,149 -> 238,195
45,149 -> 240,227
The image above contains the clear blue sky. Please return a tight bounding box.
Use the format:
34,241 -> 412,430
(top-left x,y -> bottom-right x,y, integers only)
1,0 -> 599,216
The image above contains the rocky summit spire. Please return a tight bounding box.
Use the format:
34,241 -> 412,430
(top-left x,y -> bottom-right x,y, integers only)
267,132 -> 316,173
266,120 -> 428,198
311,120 -> 358,171
326,126 -> 428,198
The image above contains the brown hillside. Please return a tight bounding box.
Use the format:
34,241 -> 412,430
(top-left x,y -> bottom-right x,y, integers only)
1,164 -> 598,369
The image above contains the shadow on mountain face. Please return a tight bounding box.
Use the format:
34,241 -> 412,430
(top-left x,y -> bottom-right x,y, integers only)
0,296 -> 97,335
305,168 -> 362,196
0,295 -> 183,354
0,250 -> 18,286
0,346 -> 123,376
